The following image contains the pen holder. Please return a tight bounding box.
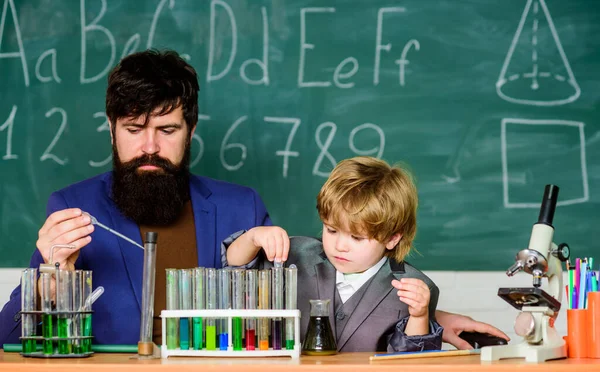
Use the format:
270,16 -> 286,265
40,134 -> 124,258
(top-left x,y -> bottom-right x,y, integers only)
587,292 -> 600,358
566,309 -> 588,358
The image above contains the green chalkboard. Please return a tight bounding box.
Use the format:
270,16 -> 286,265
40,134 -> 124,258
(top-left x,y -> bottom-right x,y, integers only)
0,0 -> 598,270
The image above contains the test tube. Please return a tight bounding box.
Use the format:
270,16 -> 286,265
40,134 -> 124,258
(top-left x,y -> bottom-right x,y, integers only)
20,268 -> 37,354
179,269 -> 192,350
206,268 -> 217,350
272,266 -> 284,350
41,272 -> 54,355
285,265 -> 298,350
218,269 -> 231,350
81,271 -> 93,353
165,268 -> 179,350
231,269 -> 245,350
57,269 -> 73,354
192,267 -> 205,350
258,269 -> 271,350
72,270 -> 83,354
245,270 -> 257,350
139,232 -> 157,356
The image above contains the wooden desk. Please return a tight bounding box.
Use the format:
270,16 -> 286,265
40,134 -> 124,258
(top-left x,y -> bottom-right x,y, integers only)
2,351 -> 600,371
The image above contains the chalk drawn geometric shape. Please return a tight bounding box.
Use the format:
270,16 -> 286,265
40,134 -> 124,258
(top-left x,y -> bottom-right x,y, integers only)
501,118 -> 588,208
497,0 -> 580,106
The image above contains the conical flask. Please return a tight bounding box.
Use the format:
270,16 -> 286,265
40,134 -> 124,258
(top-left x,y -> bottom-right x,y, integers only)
302,299 -> 337,355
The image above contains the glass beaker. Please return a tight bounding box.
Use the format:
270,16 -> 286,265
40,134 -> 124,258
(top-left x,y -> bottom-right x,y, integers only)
302,299 -> 337,355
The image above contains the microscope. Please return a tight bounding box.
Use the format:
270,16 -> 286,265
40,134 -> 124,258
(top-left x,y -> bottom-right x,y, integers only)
481,185 -> 570,363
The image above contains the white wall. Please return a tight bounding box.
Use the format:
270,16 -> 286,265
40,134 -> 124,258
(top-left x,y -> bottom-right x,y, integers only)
0,269 -> 568,348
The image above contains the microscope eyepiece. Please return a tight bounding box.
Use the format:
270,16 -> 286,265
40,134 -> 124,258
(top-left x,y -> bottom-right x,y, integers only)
537,184 -> 559,227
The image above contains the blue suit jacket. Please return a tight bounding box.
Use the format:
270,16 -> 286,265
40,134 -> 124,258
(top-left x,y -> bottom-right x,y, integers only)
0,172 -> 271,346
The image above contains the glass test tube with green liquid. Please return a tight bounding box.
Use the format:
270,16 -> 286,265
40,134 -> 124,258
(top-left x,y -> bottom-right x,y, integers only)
179,269 -> 192,350
245,270 -> 257,350
81,271 -> 93,353
285,265 -> 298,350
57,269 -> 73,354
206,268 -> 217,350
218,269 -> 231,350
192,267 -> 205,350
165,269 -> 179,350
21,268 -> 37,354
231,269 -> 245,350
258,269 -> 271,350
41,273 -> 54,354
72,270 -> 84,354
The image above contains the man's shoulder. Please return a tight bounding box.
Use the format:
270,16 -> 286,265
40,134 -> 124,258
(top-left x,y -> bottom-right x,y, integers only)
191,174 -> 259,198
54,172 -> 110,196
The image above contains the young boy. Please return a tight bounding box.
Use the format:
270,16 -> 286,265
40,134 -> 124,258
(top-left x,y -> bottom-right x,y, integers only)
225,156 -> 442,352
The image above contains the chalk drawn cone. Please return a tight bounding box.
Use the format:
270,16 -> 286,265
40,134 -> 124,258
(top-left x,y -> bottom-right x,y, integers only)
496,0 -> 580,106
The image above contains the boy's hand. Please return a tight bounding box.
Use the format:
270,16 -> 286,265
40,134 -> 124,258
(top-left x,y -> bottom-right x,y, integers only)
392,278 -> 430,318
249,226 -> 289,263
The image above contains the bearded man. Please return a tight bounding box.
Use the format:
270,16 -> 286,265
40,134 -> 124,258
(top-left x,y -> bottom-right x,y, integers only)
0,50 -> 271,346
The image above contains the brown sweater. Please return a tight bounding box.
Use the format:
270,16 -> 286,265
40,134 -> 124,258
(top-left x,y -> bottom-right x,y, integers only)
139,201 -> 198,346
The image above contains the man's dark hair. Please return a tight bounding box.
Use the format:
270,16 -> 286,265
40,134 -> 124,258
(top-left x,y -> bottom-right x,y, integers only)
106,49 -> 199,132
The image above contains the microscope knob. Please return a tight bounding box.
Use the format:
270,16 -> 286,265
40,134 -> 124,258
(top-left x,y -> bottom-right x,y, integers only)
554,243 -> 570,262
514,312 -> 535,337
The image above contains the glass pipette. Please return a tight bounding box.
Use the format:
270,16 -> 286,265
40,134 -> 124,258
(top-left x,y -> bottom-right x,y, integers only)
83,212 -> 144,250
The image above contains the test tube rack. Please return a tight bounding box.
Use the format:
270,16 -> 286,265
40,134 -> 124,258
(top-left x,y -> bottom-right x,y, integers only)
160,309 -> 301,359
20,309 -> 94,358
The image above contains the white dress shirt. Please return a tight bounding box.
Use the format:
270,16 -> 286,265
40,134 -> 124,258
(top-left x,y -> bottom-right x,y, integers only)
335,256 -> 388,303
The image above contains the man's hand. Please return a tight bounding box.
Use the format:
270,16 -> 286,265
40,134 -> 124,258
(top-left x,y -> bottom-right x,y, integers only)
249,226 -> 290,263
36,208 -> 94,270
435,310 -> 510,349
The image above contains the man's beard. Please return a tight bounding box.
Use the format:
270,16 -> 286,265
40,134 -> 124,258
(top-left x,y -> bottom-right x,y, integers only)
111,143 -> 191,226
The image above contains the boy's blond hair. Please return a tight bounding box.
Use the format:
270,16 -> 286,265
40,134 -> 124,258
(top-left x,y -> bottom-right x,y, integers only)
316,156 -> 418,262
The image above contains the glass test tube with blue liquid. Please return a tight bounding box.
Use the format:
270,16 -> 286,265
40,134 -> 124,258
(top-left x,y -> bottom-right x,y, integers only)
231,269 -> 245,350
179,269 -> 192,350
245,270 -> 257,350
21,268 -> 37,354
41,273 -> 54,355
192,267 -> 205,350
272,266 -> 284,350
206,268 -> 217,350
258,269 -> 271,350
165,269 -> 179,350
285,265 -> 298,350
218,269 -> 231,350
